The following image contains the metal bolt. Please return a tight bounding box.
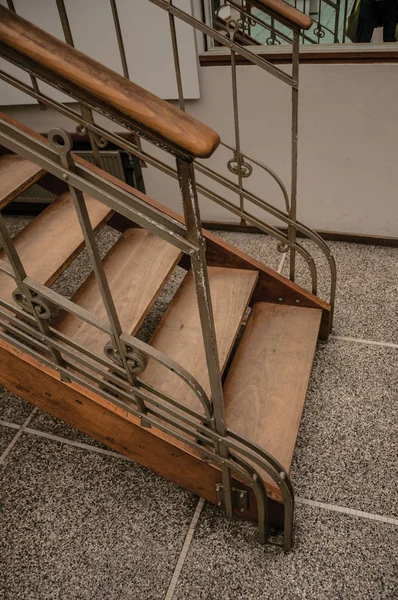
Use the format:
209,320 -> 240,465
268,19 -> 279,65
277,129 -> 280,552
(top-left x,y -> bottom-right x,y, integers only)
240,507 -> 245,512
189,249 -> 195,256
62,173 -> 68,181
217,501 -> 223,506
279,471 -> 286,480
16,384 -> 22,390
295,299 -> 301,304
278,297 -> 284,302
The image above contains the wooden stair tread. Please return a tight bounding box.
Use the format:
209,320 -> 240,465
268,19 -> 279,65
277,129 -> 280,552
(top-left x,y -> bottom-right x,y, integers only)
0,154 -> 45,210
141,267 -> 258,415
56,228 -> 182,357
224,302 -> 321,475
0,191 -> 112,304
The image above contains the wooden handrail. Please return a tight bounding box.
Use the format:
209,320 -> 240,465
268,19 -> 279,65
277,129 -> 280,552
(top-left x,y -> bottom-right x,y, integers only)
253,0 -> 313,30
0,6 -> 220,159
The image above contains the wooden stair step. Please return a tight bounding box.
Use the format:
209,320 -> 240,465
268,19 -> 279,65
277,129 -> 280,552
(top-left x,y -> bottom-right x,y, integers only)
0,191 -> 112,304
224,302 -> 321,486
141,267 -> 259,415
56,228 -> 182,357
0,154 -> 45,210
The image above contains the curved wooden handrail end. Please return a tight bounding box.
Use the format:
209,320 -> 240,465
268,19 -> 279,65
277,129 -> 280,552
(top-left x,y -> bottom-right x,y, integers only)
0,6 -> 220,159
255,0 -> 313,30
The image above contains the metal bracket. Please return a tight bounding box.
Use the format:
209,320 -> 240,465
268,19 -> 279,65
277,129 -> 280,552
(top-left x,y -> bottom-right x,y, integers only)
215,483 -> 249,512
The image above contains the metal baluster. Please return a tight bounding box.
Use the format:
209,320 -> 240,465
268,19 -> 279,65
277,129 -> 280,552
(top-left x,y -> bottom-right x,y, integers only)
176,156 -> 233,519
289,30 -> 300,282
317,0 -> 322,43
270,16 -> 275,44
168,0 -> 185,111
48,129 -> 149,422
55,0 -> 103,169
333,0 -> 341,44
108,0 -> 145,158
229,20 -> 245,224
109,0 -> 129,78
0,214 -> 69,379
6,0 -> 46,110
245,1 -> 252,38
342,0 -> 349,43
301,0 -> 306,43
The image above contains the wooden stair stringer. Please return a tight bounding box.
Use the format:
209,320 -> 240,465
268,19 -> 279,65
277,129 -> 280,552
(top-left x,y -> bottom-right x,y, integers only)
0,337 -> 285,528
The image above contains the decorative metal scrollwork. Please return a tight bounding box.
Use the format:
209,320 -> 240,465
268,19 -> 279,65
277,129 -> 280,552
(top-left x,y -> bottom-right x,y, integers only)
104,341 -> 148,375
313,26 -> 326,39
12,290 -> 52,320
266,35 -> 281,46
75,124 -> 87,136
227,157 -> 253,178
225,17 -> 241,39
277,242 -> 289,253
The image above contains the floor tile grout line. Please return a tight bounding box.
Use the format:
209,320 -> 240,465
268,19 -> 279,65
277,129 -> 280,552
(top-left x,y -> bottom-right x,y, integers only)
0,420 -> 134,461
164,497 -> 205,600
296,497 -> 398,526
331,334 -> 398,349
4,418 -> 396,529
24,427 -> 137,461
0,407 -> 38,465
0,420 -> 20,430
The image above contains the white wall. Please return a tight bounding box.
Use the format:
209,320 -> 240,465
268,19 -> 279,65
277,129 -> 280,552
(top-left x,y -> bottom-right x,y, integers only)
0,0 -> 200,102
143,61 -> 398,237
2,52 -> 398,236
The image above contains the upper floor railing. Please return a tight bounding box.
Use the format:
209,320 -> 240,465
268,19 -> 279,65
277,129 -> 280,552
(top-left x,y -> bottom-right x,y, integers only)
213,1 -> 392,46
213,0 -> 346,45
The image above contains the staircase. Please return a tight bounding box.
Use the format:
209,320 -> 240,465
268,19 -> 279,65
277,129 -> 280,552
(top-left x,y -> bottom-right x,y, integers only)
0,3 -> 334,551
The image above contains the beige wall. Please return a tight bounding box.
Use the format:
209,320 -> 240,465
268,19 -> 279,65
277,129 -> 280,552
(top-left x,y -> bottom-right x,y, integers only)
3,62 -> 398,237
144,62 -> 398,237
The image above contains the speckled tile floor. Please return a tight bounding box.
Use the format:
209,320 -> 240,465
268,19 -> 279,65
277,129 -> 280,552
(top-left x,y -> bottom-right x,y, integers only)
0,219 -> 397,599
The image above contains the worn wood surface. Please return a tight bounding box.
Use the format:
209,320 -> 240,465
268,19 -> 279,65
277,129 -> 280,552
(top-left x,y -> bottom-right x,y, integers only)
0,338 -> 284,527
0,7 -> 220,158
0,191 -> 111,304
56,228 -> 182,356
252,0 -> 312,29
0,154 -> 45,210
224,302 -> 321,489
110,217 -> 331,338
0,111 -> 332,337
141,267 -> 258,415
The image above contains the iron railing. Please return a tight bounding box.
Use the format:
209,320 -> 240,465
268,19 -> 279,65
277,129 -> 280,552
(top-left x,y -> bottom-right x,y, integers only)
0,0 -> 337,550
212,0 -> 354,45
